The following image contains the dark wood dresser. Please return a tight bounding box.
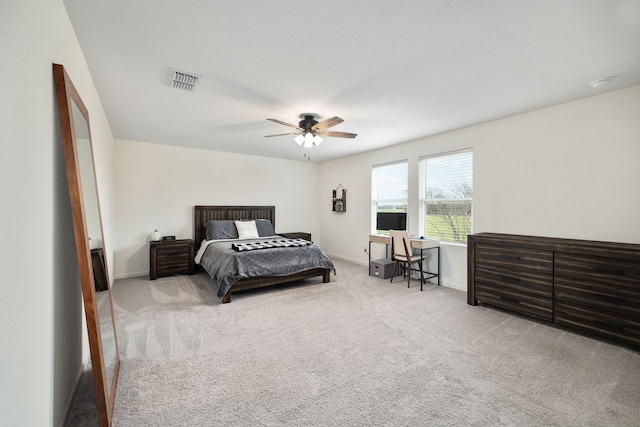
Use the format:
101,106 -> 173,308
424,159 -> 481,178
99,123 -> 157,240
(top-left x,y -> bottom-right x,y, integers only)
149,239 -> 195,280
468,233 -> 640,348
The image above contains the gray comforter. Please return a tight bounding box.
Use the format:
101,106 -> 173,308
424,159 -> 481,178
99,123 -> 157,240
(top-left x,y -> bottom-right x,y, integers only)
198,237 -> 335,298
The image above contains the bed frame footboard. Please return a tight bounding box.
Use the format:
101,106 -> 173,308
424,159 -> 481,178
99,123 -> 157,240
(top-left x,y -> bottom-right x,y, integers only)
221,267 -> 332,303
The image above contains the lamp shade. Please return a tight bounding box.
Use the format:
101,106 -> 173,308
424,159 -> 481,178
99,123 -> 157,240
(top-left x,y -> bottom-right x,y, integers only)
303,132 -> 314,148
295,132 -> 323,147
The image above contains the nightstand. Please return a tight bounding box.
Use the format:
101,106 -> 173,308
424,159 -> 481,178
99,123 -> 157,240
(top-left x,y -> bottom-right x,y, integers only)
279,232 -> 312,242
91,248 -> 108,291
149,239 -> 195,280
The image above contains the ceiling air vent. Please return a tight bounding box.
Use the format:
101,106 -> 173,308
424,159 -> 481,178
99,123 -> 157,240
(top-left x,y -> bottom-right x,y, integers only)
167,68 -> 202,92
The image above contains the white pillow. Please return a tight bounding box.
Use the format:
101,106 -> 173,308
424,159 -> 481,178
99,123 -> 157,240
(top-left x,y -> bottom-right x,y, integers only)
235,220 -> 260,240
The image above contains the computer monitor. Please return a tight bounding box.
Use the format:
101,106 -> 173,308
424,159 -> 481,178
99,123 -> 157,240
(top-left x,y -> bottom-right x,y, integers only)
376,212 -> 407,231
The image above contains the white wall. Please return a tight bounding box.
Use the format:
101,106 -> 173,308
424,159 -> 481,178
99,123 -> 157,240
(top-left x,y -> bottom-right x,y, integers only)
318,85 -> 640,290
473,87 -> 640,241
113,139 -> 321,278
0,1 -> 115,426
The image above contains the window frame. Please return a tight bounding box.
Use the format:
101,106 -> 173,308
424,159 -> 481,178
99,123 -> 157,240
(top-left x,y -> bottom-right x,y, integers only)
418,149 -> 473,244
371,160 -> 408,234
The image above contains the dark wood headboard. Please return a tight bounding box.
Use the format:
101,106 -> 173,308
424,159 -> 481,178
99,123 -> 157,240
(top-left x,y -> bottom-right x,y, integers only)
194,205 -> 275,244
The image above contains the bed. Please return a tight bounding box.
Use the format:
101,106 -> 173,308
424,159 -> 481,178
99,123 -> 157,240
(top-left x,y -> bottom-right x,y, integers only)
194,205 -> 334,303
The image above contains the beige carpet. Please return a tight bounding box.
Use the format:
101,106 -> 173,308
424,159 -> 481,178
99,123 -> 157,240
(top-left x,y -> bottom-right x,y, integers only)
67,258 -> 640,426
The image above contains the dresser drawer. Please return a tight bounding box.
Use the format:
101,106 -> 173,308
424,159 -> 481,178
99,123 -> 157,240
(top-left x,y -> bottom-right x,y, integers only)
156,245 -> 191,258
156,253 -> 190,267
475,283 -> 553,320
157,261 -> 191,276
555,301 -> 640,347
475,266 -> 552,298
554,276 -> 640,319
156,250 -> 191,268
554,253 -> 640,290
476,244 -> 553,274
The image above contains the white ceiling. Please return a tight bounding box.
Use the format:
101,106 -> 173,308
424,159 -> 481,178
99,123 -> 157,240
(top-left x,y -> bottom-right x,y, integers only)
63,0 -> 640,163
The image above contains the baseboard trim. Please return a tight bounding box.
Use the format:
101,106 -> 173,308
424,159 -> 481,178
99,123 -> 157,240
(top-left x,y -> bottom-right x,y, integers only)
114,271 -> 149,280
60,357 -> 91,427
324,252 -> 368,266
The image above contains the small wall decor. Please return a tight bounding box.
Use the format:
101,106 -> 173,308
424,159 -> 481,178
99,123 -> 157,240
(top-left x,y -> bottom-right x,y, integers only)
332,184 -> 347,213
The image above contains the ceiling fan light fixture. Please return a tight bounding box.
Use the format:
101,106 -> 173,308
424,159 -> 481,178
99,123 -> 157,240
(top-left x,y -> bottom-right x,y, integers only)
303,132 -> 314,148
269,114 -> 355,148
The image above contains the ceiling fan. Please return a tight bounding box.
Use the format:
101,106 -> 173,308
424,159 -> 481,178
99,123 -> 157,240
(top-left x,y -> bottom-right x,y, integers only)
265,114 -> 357,148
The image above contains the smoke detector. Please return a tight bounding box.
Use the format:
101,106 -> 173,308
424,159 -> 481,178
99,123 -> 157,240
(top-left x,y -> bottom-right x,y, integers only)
167,68 -> 202,92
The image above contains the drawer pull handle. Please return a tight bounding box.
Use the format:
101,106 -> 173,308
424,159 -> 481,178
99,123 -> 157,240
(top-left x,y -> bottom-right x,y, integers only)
501,255 -> 521,261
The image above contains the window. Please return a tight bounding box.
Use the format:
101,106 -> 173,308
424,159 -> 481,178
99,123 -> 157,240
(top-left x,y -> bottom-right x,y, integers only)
419,150 -> 473,243
371,161 -> 408,233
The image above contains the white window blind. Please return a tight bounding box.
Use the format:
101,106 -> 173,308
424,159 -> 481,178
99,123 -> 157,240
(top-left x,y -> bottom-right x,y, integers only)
371,161 -> 408,233
419,150 -> 473,243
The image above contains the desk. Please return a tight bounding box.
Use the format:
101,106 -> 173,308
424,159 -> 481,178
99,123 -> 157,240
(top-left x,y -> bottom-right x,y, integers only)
368,234 -> 440,288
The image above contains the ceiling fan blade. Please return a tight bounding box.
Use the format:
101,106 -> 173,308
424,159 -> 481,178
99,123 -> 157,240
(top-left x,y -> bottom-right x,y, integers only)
318,131 -> 358,138
311,116 -> 343,131
267,118 -> 303,130
264,132 -> 300,137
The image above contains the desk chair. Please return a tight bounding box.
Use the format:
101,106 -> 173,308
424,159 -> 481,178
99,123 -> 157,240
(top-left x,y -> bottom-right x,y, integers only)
389,229 -> 426,289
